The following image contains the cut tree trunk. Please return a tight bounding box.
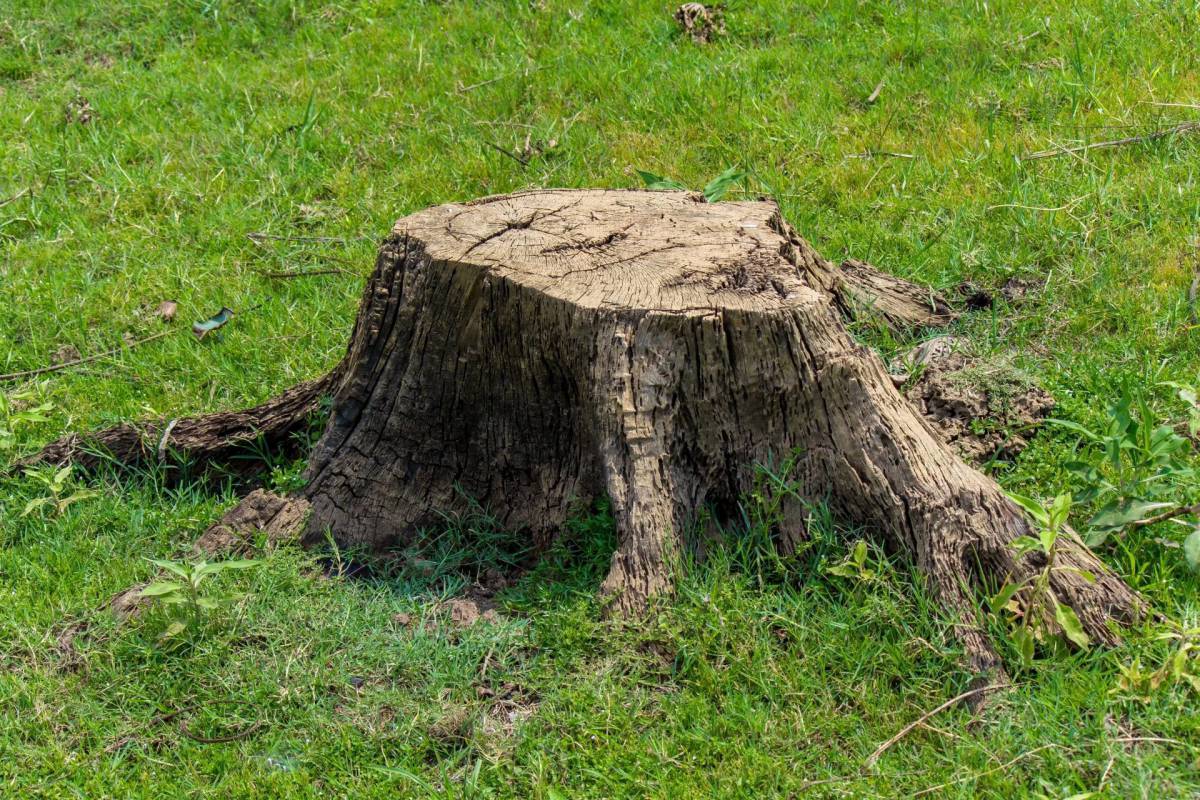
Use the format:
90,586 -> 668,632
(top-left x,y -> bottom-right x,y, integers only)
30,189 -> 1142,678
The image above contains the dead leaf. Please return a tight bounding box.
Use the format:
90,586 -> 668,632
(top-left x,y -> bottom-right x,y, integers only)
64,96 -> 95,125
674,3 -> 726,43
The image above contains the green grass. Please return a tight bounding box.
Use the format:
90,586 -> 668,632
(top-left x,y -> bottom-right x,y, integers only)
3,0 -> 1200,796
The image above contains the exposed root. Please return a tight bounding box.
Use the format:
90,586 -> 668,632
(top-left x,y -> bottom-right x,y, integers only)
21,370 -> 340,476
834,258 -> 958,331
194,489 -> 311,556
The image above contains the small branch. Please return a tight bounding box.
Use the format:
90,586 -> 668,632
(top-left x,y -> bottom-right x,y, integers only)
257,267 -> 350,279
866,79 -> 885,105
1129,502 -> 1200,529
178,718 -> 263,744
0,187 -> 30,207
1023,121 -> 1200,160
865,684 -> 1002,768
849,149 -> 915,159
986,195 -> 1089,213
246,232 -> 347,244
1147,102 -> 1200,111
1005,29 -> 1043,48
455,62 -> 551,94
0,329 -> 177,383
484,141 -> 530,167
457,74 -> 505,94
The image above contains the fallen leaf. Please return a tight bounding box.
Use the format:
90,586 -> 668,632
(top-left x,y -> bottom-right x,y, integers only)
64,96 -> 96,125
674,3 -> 726,43
193,307 -> 234,339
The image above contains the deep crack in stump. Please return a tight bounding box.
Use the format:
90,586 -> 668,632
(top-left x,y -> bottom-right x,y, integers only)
31,190 -> 1142,679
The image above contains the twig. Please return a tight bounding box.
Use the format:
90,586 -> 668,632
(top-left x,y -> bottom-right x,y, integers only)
104,698 -> 260,752
865,684 -> 1001,767
2,299 -> 270,383
1006,29 -> 1043,48
0,329 -> 177,383
1023,121 -> 1200,160
1147,101 -> 1200,110
986,195 -> 1088,213
258,267 -> 351,279
0,187 -> 30,207
848,149 -> 915,160
1098,756 -> 1115,793
911,743 -> 1063,797
866,79 -> 885,105
484,141 -> 530,167
455,61 -> 551,94
178,718 -> 263,744
457,74 -> 506,93
246,232 -> 347,244
1129,502 -> 1200,529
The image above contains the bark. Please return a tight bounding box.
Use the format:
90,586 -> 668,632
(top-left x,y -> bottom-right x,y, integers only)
29,189 -> 1142,677
22,372 -> 337,475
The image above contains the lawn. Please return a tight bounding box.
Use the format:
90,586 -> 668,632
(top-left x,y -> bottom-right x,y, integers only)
2,0 -> 1200,796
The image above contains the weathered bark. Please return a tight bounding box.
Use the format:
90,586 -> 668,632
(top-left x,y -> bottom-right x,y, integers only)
30,189 -> 1141,677
23,372 -> 338,474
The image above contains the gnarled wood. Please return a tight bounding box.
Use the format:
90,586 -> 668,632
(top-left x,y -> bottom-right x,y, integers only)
23,372 -> 338,474
29,190 -> 1141,678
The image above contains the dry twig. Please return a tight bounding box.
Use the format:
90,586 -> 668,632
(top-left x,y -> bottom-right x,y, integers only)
866,79 -> 885,105
258,267 -> 351,279
0,329 -> 177,383
246,232 -> 347,244
0,187 -> 30,207
1129,502 -> 1200,529
848,149 -> 915,160
1023,121 -> 1200,160
484,140 -> 530,167
865,684 -> 1002,767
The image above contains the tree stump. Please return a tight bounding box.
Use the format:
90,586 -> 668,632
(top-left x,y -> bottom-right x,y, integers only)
33,189 -> 1142,677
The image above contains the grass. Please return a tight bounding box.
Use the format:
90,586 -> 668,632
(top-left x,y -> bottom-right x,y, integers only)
2,0 -> 1200,796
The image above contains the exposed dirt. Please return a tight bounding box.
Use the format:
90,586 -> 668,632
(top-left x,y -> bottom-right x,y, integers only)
957,275 -> 1044,310
51,344 -> 81,365
897,338 -> 1054,464
438,594 -> 500,628
427,705 -> 476,749
476,682 -> 540,739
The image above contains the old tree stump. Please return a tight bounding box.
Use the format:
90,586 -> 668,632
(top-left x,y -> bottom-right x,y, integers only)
36,190 -> 1142,677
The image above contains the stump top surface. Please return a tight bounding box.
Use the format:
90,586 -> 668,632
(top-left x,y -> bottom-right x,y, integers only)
395,189 -> 818,314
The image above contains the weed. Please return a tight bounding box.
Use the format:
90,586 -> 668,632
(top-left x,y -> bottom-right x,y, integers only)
19,464 -> 98,517
0,386 -> 53,459
1053,392 -> 1196,550
993,492 -> 1092,666
138,556 -> 261,639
